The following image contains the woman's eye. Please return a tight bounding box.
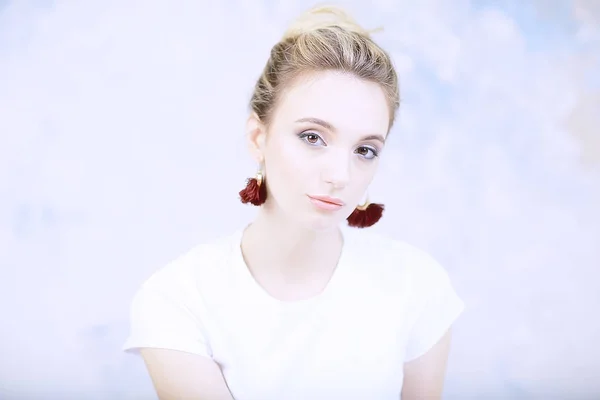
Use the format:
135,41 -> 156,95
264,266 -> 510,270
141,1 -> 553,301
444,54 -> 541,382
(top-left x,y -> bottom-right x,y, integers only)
299,132 -> 325,146
306,134 -> 319,144
356,146 -> 379,160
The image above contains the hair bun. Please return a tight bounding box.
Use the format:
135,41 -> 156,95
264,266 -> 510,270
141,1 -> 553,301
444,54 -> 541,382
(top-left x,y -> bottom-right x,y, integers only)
281,5 -> 378,41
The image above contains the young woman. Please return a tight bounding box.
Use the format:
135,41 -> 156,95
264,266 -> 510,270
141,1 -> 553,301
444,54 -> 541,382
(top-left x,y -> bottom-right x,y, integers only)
124,6 -> 464,400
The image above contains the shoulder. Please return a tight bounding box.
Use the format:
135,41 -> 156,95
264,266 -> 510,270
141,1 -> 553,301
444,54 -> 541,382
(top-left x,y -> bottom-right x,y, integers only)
343,228 -> 464,339
343,228 -> 453,296
139,229 -> 241,296
123,231 -> 242,356
344,227 -> 445,273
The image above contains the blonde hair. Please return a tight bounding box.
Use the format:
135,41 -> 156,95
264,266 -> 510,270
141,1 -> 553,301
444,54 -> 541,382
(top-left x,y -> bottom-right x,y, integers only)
250,5 -> 400,130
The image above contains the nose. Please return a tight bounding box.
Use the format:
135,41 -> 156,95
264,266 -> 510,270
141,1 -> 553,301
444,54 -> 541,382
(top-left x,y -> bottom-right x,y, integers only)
321,149 -> 351,190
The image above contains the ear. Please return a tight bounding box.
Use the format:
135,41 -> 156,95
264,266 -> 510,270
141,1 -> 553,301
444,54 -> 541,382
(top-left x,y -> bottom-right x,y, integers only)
246,113 -> 267,164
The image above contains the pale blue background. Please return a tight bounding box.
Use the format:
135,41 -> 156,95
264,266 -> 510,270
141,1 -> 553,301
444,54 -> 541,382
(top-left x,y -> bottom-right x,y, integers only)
1,0 -> 599,398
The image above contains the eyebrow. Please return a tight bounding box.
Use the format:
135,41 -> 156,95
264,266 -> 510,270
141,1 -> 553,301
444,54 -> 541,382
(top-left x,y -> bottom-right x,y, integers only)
295,117 -> 386,144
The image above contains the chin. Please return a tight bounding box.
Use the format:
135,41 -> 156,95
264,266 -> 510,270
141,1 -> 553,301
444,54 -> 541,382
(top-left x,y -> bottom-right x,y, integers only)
275,198 -> 345,232
297,213 -> 343,233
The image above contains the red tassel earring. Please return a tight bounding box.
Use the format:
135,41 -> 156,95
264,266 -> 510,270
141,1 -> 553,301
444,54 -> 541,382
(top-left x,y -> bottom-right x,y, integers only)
346,196 -> 384,228
239,170 -> 267,206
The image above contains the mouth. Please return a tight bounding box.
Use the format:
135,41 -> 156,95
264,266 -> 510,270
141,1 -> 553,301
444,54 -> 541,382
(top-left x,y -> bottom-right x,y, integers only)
307,195 -> 345,211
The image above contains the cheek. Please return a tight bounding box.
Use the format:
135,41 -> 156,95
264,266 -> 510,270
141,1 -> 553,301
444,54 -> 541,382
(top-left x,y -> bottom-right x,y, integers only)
273,137 -> 305,168
266,137 -> 303,176
264,136 -> 309,192
350,161 -> 380,191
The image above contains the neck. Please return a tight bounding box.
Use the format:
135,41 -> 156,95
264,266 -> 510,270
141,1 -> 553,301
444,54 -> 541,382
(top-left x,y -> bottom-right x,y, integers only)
241,205 -> 343,279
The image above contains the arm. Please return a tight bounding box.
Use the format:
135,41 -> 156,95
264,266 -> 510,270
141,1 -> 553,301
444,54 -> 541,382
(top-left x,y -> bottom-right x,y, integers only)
401,329 -> 452,400
140,348 -> 235,400
124,282 -> 235,400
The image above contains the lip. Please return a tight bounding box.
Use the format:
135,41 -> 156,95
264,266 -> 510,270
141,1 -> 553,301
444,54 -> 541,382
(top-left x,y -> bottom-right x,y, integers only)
307,195 -> 345,211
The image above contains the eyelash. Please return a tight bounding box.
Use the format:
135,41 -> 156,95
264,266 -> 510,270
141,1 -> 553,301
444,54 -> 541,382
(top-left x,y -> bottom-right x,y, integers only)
297,132 -> 380,160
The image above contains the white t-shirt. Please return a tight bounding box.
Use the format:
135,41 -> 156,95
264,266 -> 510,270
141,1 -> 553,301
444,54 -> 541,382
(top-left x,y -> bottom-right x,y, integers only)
123,226 -> 465,399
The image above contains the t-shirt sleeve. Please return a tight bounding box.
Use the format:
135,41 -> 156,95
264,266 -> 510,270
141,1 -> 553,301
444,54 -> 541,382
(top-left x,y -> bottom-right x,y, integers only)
122,284 -> 211,358
403,255 -> 465,362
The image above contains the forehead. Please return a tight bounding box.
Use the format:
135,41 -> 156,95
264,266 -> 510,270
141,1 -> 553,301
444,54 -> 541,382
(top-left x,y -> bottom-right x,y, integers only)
273,71 -> 390,137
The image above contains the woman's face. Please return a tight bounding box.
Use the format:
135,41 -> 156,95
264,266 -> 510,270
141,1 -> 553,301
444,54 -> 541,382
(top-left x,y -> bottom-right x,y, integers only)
247,70 -> 390,231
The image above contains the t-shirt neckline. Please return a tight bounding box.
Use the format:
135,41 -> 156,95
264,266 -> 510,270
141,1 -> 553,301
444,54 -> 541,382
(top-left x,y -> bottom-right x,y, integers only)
230,225 -> 352,310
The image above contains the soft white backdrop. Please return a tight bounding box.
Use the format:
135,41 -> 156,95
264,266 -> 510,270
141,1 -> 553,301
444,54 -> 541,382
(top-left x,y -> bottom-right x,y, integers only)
1,0 -> 599,398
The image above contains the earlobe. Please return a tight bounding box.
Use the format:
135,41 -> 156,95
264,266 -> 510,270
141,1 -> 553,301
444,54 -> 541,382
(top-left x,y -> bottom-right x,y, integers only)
245,113 -> 267,163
